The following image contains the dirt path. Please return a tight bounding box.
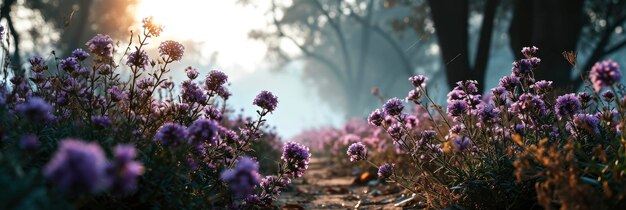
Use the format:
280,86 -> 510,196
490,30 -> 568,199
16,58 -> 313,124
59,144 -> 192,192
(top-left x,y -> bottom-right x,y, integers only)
277,157 -> 421,210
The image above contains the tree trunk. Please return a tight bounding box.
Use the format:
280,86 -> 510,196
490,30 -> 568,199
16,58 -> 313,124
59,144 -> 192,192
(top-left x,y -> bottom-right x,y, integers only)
427,0 -> 472,90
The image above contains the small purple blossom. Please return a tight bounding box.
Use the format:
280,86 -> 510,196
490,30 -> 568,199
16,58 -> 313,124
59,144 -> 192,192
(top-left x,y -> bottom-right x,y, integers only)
91,115 -> 112,127
555,93 -> 581,119
406,89 -> 422,103
15,97 -> 53,122
126,50 -> 150,69
408,75 -> 427,88
571,113 -> 600,135
510,93 -> 547,117
447,89 -> 467,103
71,48 -> 90,61
383,98 -> 404,116
590,60 -> 621,92
253,91 -> 279,112
29,56 -> 48,73
204,105 -> 222,121
532,80 -> 553,95
367,109 -> 385,126
377,163 -> 394,180
602,90 -> 615,102
158,40 -> 185,61
85,34 -> 114,58
387,123 -> 403,140
521,46 -> 539,56
477,104 -> 500,124
205,70 -> 229,92
187,118 -> 219,145
281,142 -> 311,178
347,142 -> 367,162
185,66 -> 199,80
220,156 -> 262,198
447,100 -> 468,118
154,123 -> 187,147
181,80 -> 207,104
499,75 -> 520,91
43,139 -> 110,193
452,136 -> 472,152
109,145 -> 144,194
59,57 -> 80,73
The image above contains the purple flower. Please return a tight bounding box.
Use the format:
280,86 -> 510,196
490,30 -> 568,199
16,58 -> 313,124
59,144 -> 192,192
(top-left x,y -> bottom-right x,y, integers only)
571,113 -> 600,135
19,134 -> 39,150
253,91 -> 278,112
521,46 -> 539,56
220,156 -> 262,198
126,50 -> 150,69
452,136 -> 472,152
377,163 -> 394,180
512,58 -> 540,77
204,105 -> 222,121
43,139 -> 110,193
447,100 -> 468,118
29,56 -> 48,73
590,60 -> 621,92
347,142 -> 367,162
514,124 -> 526,135
602,90 -> 615,102
185,66 -> 199,80
387,123 -> 403,140
408,75 -> 427,88
154,123 -> 187,147
59,57 -> 80,73
187,118 -> 219,145
447,89 -> 467,103
555,93 -> 581,119
532,80 -> 553,95
367,109 -> 385,126
406,89 -> 422,103
454,80 -> 479,95
477,104 -> 500,124
205,70 -> 229,92
510,93 -> 547,117
383,98 -> 404,116
158,40 -> 185,61
108,86 -> 127,102
281,142 -> 311,178
499,75 -> 520,91
85,34 -> 114,58
91,115 -> 112,127
71,48 -> 90,61
15,97 -> 53,122
181,80 -> 207,104
109,145 -> 144,194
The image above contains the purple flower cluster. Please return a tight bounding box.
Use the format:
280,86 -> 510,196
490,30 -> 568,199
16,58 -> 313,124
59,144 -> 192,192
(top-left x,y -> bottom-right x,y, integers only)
181,80 -> 207,104
281,142 -> 311,178
15,97 -> 53,122
253,91 -> 279,112
555,93 -> 581,119
447,100 -> 469,118
205,70 -> 229,92
44,139 -> 110,193
109,145 -> 144,193
127,50 -> 150,69
85,34 -> 114,58
368,109 -> 385,126
452,136 -> 472,152
571,113 -> 600,135
383,98 -> 404,116
154,123 -> 187,147
158,40 -> 185,61
589,60 -> 621,92
220,156 -> 262,198
408,75 -> 427,88
377,163 -> 394,180
347,142 -> 367,162
91,115 -> 112,127
187,118 -> 219,145
71,48 -> 90,61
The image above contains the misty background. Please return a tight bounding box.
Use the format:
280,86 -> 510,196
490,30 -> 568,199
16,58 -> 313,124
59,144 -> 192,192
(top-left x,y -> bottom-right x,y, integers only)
2,0 -> 626,138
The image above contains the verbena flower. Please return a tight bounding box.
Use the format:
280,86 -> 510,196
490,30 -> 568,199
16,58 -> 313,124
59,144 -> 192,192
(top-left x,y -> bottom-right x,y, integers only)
154,123 -> 187,147
158,40 -> 185,61
181,80 -> 207,104
499,75 -> 520,91
185,66 -> 199,80
408,75 -> 427,88
205,70 -> 229,92
377,163 -> 394,180
347,142 -> 367,162
59,57 -> 80,73
85,34 -> 114,58
521,46 -> 538,56
253,91 -> 278,112
367,109 -> 385,126
512,58 -> 540,77
43,139 -> 110,193
127,50 -> 150,69
71,48 -> 90,61
109,145 -> 144,194
387,123 -> 403,140
29,56 -> 48,73
447,100 -> 468,118
589,60 -> 621,92
510,93 -> 547,117
15,97 -> 53,122
477,104 -> 500,124
532,80 -> 553,95
454,80 -> 479,95
204,105 -> 223,121
602,90 -> 615,102
406,89 -> 422,103
571,113 -> 600,135
452,136 -> 472,152
281,142 -> 311,178
187,118 -> 219,145
555,93 -> 581,119
108,86 -> 127,102
447,89 -> 467,103
220,156 -> 262,198
383,98 -> 404,116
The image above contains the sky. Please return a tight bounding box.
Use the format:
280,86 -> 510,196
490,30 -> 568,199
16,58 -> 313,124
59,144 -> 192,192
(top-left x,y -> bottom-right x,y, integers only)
135,0 -> 344,139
